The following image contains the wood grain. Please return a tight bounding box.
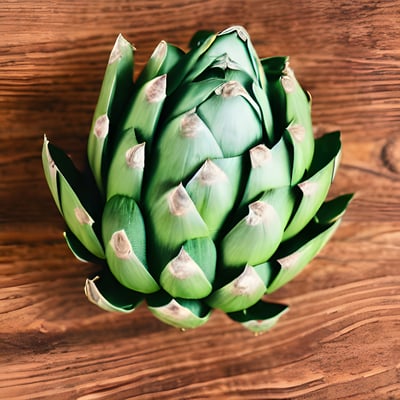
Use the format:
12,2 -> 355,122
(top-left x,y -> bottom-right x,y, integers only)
1,0 -> 399,399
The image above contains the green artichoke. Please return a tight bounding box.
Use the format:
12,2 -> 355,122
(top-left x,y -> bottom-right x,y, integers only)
42,26 -> 352,333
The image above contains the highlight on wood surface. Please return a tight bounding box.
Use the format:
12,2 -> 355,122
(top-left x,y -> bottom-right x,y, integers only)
42,25 -> 352,332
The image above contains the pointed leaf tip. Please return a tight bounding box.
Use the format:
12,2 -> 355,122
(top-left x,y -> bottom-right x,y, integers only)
228,301 -> 289,334
85,270 -> 143,313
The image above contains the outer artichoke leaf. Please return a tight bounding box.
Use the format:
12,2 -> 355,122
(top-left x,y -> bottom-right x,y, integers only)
181,237 -> 217,281
102,195 -> 159,293
284,79 -> 314,184
197,81 -> 263,157
241,136 -> 291,206
206,265 -> 266,313
44,138 -> 100,208
283,131 -> 341,240
106,127 -> 144,201
307,131 -> 342,177
58,171 -> 105,260
147,184 -> 209,270
186,156 -> 243,237
87,34 -> 134,192
315,193 -> 354,224
222,187 -> 296,267
228,301 -> 288,334
263,55 -> 315,172
135,40 -> 184,88
253,261 -> 274,287
121,74 -> 167,145
268,218 -> 342,293
64,230 -> 104,264
42,136 -> 66,213
160,237 -> 216,299
147,292 -> 211,329
43,137 -> 105,259
284,121 -> 314,186
85,269 -> 143,313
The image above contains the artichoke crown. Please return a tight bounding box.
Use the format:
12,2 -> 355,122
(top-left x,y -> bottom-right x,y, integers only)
42,26 -> 352,333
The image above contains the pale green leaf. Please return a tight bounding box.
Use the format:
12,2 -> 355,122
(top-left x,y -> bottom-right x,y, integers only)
85,269 -> 143,313
147,292 -> 211,329
87,34 -> 134,192
102,195 -> 159,293
206,265 -> 266,312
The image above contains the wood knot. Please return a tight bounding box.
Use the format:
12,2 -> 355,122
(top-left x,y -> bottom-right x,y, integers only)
381,137 -> 400,174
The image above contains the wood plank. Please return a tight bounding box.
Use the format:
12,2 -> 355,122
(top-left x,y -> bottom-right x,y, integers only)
1,0 -> 399,398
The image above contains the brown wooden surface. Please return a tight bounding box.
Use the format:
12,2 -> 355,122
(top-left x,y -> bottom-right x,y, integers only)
1,1 -> 399,399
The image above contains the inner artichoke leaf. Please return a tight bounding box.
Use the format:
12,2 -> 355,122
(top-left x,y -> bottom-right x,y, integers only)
147,291 -> 211,329
87,34 -> 134,193
106,127 -> 144,201
188,30 -> 215,49
102,195 -> 159,293
267,218 -> 342,293
147,184 -> 209,270
283,131 -> 341,240
164,77 -> 226,122
197,26 -> 264,88
159,237 -> 216,299
251,82 -> 274,144
241,136 -> 291,206
135,40 -> 184,88
186,156 -> 242,237
222,187 -> 296,267
85,269 -> 143,313
262,56 -> 289,78
144,110 -> 223,205
121,74 -> 167,146
262,56 -> 289,139
197,81 -> 263,157
227,300 -> 289,334
166,32 -> 217,94
206,265 -> 266,313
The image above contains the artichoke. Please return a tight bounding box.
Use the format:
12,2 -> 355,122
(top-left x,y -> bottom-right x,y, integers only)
42,26 -> 352,333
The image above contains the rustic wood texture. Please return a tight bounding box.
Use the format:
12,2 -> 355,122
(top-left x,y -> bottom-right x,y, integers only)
1,0 -> 399,399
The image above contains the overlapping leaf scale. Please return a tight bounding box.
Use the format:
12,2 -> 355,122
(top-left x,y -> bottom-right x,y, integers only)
140,27 -> 273,328
42,26 -> 352,333
262,56 -> 314,183
102,195 -> 159,294
87,35 -> 135,193
42,138 -> 105,260
85,269 -> 143,313
267,192 -> 353,293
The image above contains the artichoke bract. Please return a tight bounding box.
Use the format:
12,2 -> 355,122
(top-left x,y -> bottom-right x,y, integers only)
42,26 -> 352,333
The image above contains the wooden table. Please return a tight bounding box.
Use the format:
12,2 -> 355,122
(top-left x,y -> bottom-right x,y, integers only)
1,1 -> 399,398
